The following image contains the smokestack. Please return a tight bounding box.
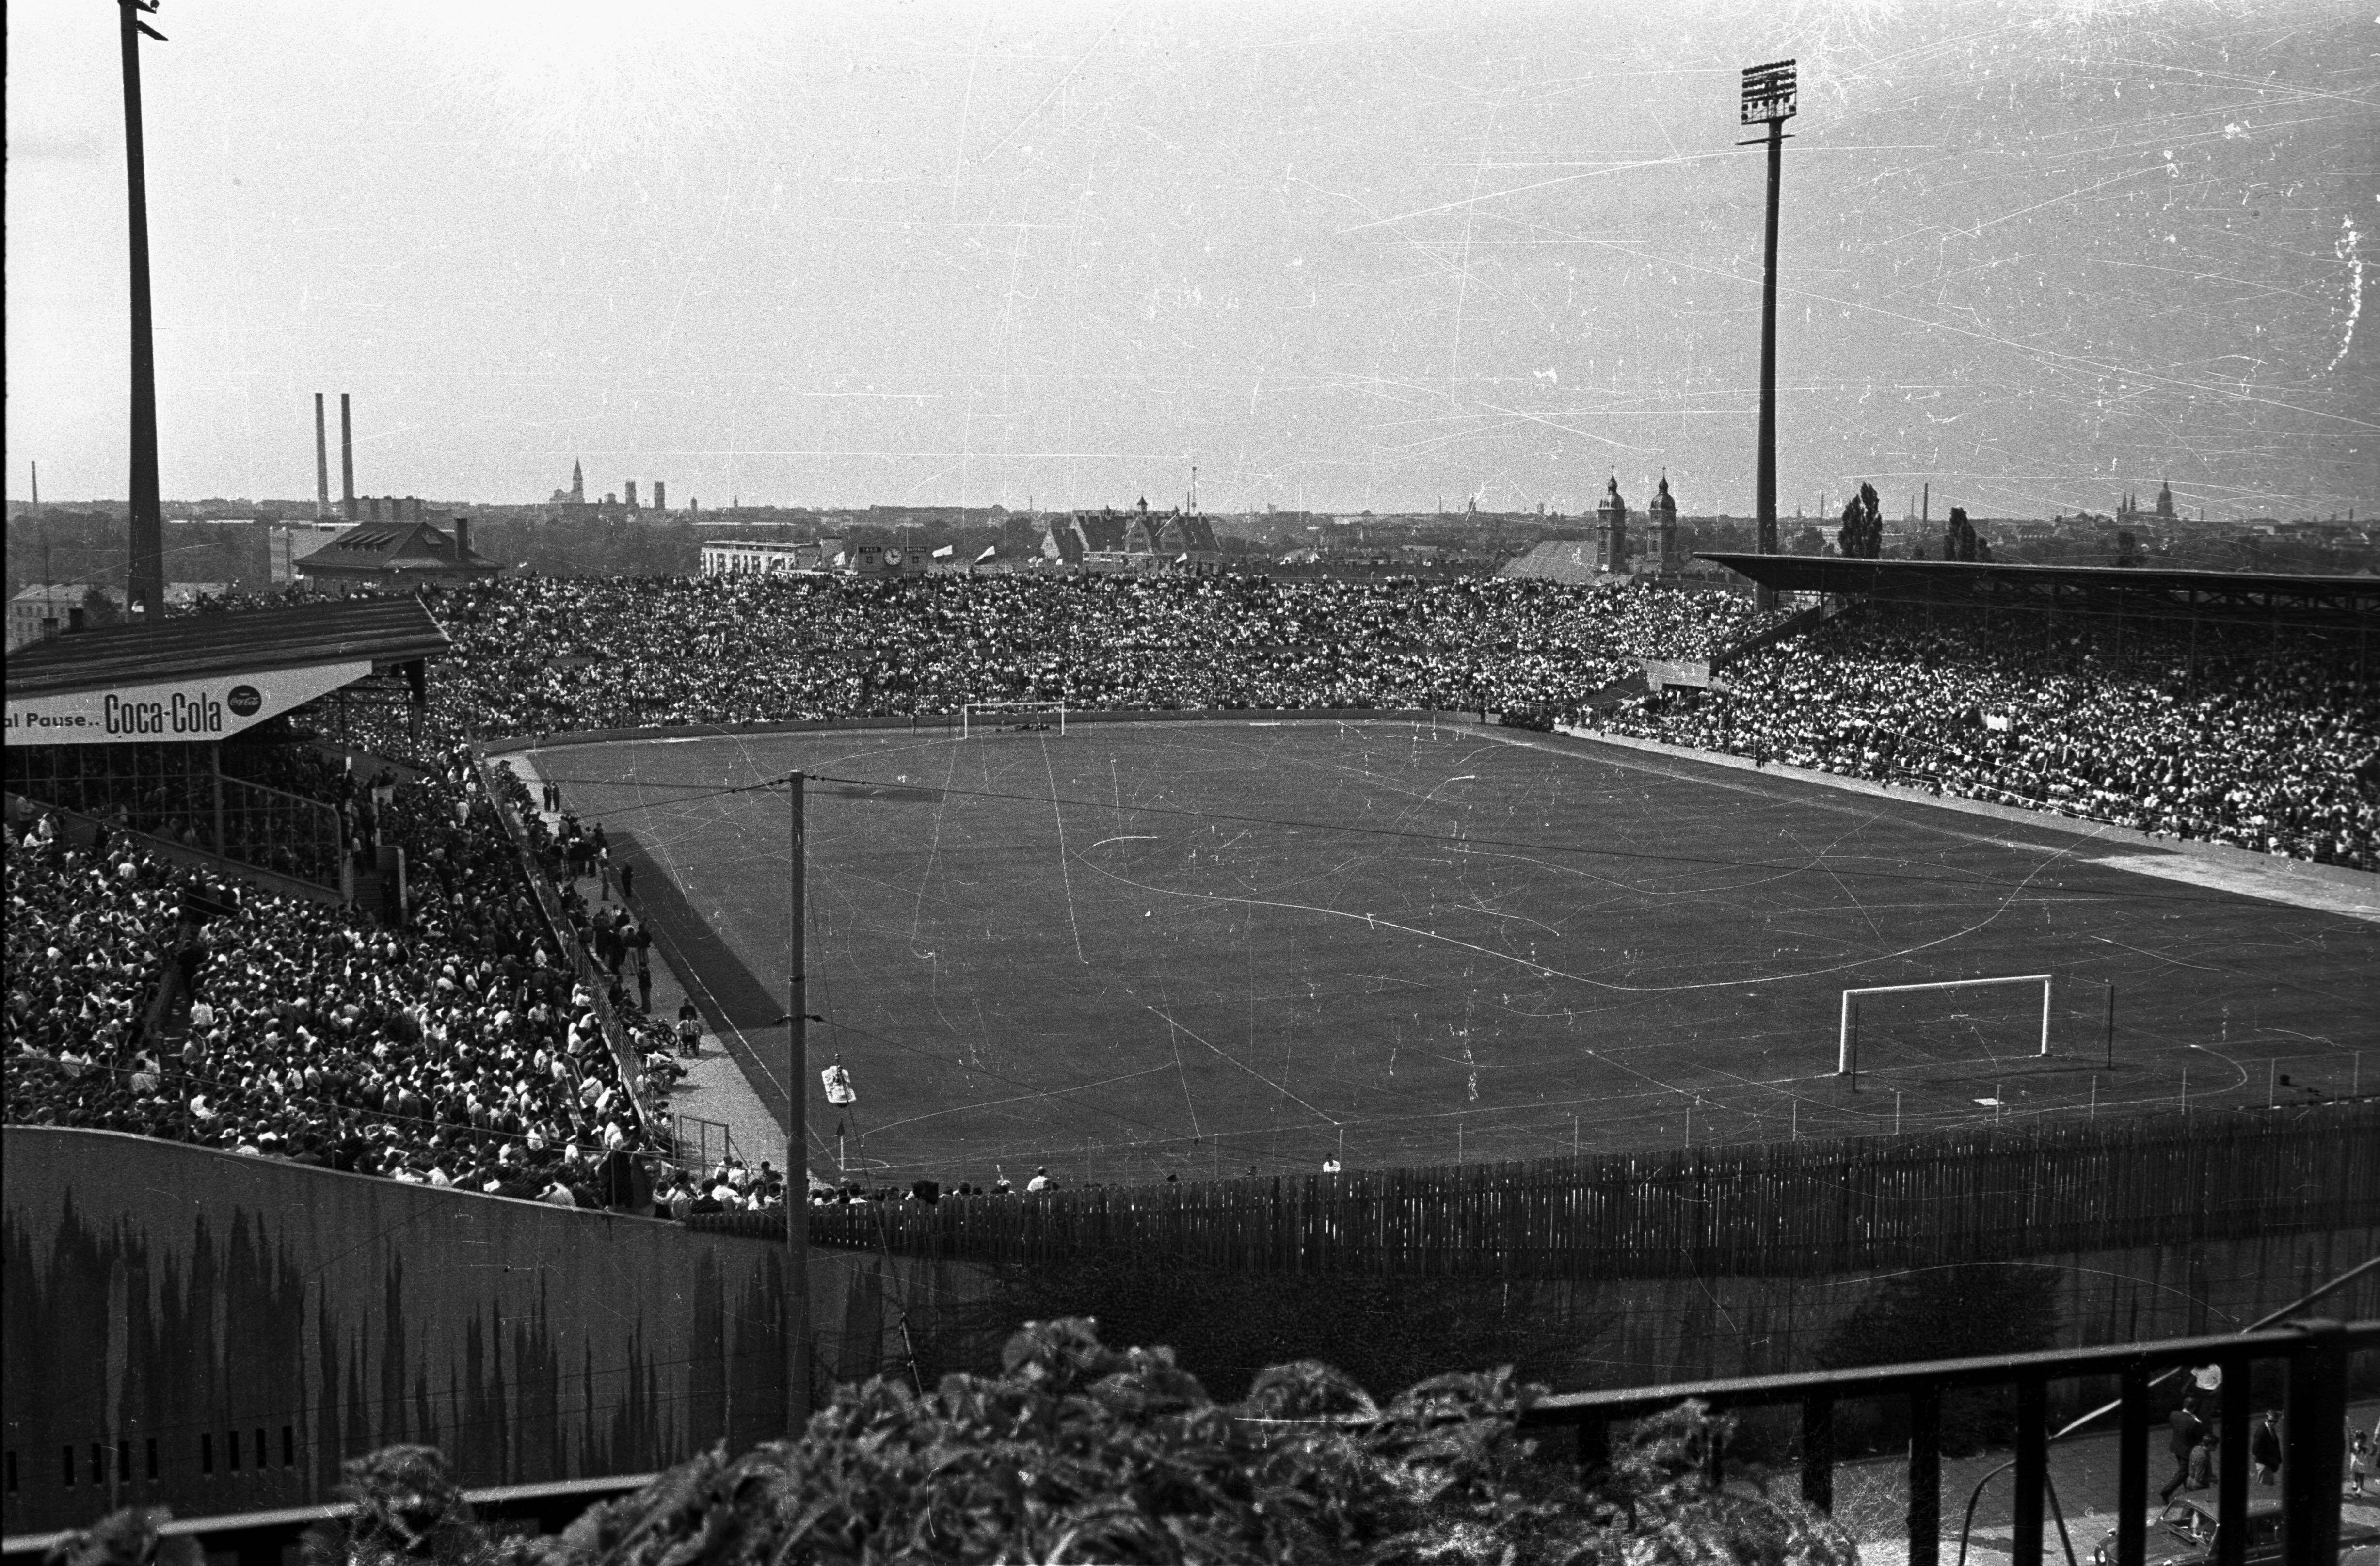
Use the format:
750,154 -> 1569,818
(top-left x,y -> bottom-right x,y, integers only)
653,480 -> 665,512
315,394 -> 330,518
453,515 -> 473,562
29,461 -> 36,509
340,394 -> 356,520
1922,483 -> 1929,525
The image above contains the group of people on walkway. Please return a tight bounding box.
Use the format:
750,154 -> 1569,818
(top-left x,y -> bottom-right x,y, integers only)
2158,1362 -> 2378,1505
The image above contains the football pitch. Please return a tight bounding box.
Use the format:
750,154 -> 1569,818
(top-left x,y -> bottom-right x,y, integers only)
539,720 -> 2378,1186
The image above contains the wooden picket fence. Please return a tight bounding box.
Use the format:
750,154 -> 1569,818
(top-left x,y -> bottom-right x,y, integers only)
804,1103 -> 2380,1279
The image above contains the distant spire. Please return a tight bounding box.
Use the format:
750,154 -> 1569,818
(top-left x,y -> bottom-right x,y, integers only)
571,459 -> 585,505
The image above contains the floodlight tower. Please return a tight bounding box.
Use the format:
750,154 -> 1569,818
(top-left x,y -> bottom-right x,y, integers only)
1739,58 -> 1797,612
120,0 -> 169,621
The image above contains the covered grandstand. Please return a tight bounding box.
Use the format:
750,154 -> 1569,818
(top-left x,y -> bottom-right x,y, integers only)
3,598 -> 449,902
1698,553 -> 2379,631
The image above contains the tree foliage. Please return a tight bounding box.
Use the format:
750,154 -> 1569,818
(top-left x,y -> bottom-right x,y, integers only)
1834,484 -> 1883,560
1942,507 -> 1990,563
53,1322 -> 1855,1566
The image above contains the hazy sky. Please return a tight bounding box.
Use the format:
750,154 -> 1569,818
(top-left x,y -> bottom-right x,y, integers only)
8,0 -> 2374,519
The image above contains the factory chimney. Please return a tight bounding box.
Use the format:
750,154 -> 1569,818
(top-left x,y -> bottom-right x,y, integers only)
340,394 -> 356,520
315,394 -> 331,518
453,514 -> 474,563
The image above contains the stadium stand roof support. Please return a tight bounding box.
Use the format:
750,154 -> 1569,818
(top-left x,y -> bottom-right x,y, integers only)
1695,553 -> 2378,629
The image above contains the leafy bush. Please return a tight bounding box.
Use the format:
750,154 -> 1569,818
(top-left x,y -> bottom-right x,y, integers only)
40,1507 -> 201,1566
51,1321 -> 1855,1566
298,1446 -> 494,1566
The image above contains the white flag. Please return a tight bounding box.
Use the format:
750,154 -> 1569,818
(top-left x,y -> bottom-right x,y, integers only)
931,544 -> 954,559
1175,552 -> 1189,564
832,551 -> 847,566
975,544 -> 997,562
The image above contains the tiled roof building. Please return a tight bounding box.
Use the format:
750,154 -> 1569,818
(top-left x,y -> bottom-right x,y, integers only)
298,518 -> 504,591
1041,499 -> 1222,574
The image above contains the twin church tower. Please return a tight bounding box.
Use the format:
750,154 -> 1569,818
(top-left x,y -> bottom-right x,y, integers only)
1593,472 -> 1681,574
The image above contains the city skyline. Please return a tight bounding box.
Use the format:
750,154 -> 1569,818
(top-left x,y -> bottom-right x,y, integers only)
7,1 -> 2375,521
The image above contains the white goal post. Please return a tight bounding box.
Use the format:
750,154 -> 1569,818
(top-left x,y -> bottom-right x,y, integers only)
959,700 -> 1067,737
1838,973 -> 2051,1088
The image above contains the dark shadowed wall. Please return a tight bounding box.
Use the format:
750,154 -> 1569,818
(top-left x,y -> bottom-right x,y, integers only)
0,1130 -> 935,1536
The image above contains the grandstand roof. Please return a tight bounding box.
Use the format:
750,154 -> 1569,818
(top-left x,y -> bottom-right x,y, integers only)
1696,554 -> 2378,626
5,596 -> 452,699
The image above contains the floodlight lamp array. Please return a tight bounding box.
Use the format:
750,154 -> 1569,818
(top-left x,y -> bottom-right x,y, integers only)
1741,58 -> 1797,124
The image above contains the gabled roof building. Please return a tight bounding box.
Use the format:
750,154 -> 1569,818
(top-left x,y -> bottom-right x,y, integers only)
297,517 -> 504,591
1041,499 -> 1223,574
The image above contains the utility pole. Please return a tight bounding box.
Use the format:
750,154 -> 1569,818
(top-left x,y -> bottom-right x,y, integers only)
1739,58 -> 1797,613
785,771 -> 811,1431
120,0 -> 168,621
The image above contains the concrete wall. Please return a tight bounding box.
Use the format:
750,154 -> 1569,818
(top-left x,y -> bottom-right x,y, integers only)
1547,1225 -> 2380,1398
0,1130 -> 928,1536
11,1126 -> 2366,1535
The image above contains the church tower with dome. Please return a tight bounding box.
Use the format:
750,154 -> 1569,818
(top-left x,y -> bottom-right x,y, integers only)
1645,472 -> 1679,573
1594,475 -> 1629,573
2116,479 -> 2176,529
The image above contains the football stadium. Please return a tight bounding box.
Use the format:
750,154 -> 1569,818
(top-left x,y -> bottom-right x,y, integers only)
7,563 -> 2377,1556
7,8 -> 2378,1549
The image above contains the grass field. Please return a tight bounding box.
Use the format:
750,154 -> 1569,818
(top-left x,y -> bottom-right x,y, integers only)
539,720 -> 2377,1187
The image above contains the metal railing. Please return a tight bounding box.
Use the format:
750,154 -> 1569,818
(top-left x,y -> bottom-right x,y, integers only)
6,1323 -> 2368,1565
0,1473 -> 655,1566
673,1112 -> 740,1175
1512,1318 -> 2375,1566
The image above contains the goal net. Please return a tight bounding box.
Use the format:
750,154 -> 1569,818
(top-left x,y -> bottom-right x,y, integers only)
1838,974 -> 2050,1088
960,700 -> 1068,738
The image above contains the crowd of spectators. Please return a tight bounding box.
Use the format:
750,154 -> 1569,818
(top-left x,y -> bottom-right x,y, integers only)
192,569 -> 2373,872
20,573 -> 2364,1213
387,574 -> 1770,743
1568,602 -> 2378,868
3,744 -> 679,1204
